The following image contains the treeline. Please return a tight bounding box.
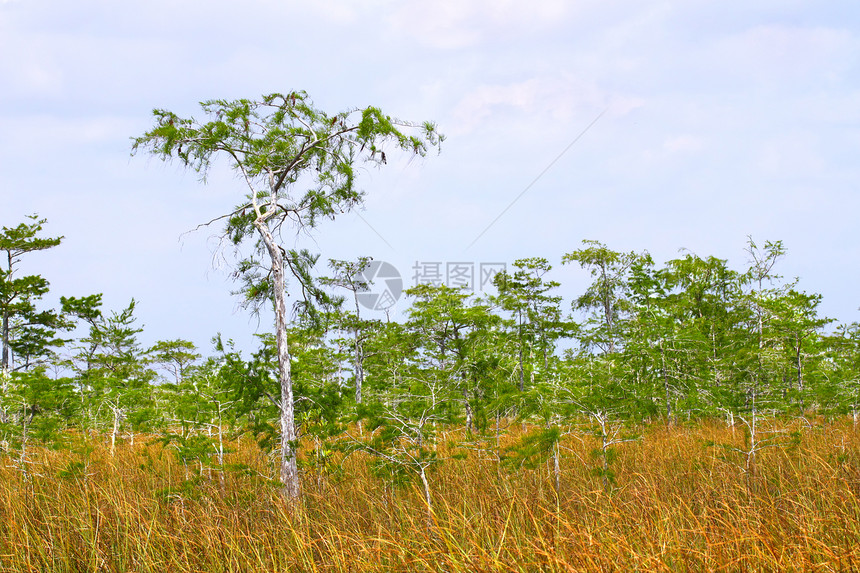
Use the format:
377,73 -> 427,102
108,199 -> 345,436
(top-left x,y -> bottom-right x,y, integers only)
2,215 -> 859,496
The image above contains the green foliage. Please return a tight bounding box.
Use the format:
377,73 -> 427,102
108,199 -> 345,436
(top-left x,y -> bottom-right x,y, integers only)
158,433 -> 219,470
0,215 -> 65,374
0,368 -> 78,456
563,240 -> 646,354
5,208 -> 860,503
502,426 -> 560,470
132,91 -> 442,239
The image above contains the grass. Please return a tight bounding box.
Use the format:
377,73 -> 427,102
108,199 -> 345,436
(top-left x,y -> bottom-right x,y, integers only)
1,421 -> 859,571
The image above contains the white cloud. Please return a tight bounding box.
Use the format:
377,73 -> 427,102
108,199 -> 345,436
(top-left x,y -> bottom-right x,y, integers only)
708,24 -> 856,86
756,134 -> 825,179
387,0 -> 570,49
449,75 -> 642,136
0,115 -> 138,151
0,22 -> 63,96
663,135 -> 704,153
3,0 -> 860,346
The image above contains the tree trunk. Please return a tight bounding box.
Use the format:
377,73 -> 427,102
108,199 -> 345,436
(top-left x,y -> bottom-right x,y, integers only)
747,388 -> 758,477
517,310 -> 524,392
495,410 -> 502,481
600,415 -> 610,493
353,291 -> 363,406
1,253 -> 10,375
353,291 -> 364,435
795,340 -> 805,414
660,342 -> 672,427
1,251 -> 14,428
217,405 -> 225,467
1,306 -> 9,426
19,400 -> 28,467
257,222 -> 300,500
110,406 -> 120,456
1,312 -> 9,376
463,388 -> 472,434
418,465 -> 433,531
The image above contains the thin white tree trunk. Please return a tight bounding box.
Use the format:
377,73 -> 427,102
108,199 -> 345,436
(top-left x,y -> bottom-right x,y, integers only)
217,405 -> 225,467
463,388 -> 472,434
110,406 -> 120,456
419,465 -> 433,531
600,416 -> 610,492
257,222 -> 300,500
353,291 -> 363,406
1,297 -> 11,427
19,399 -> 28,467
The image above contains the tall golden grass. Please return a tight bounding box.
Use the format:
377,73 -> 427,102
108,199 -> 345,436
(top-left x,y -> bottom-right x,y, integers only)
1,421 -> 859,572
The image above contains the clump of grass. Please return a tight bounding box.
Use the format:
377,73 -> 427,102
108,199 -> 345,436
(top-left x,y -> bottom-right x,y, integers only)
1,422 -> 859,571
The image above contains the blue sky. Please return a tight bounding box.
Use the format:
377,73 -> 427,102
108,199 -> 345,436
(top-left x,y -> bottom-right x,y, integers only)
2,0 -> 859,354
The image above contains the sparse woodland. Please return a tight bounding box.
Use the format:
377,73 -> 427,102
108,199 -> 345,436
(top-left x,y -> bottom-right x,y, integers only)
2,93 -> 860,571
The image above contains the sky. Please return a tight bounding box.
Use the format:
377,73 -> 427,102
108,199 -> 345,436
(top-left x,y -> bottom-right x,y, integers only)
2,0 -> 859,356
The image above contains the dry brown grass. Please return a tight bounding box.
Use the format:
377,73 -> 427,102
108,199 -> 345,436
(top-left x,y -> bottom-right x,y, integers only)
1,421 -> 859,572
